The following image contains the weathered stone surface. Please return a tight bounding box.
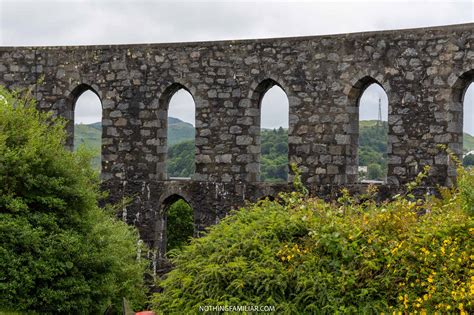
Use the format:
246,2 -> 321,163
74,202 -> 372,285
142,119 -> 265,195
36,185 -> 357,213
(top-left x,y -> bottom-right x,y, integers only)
1,23 -> 473,272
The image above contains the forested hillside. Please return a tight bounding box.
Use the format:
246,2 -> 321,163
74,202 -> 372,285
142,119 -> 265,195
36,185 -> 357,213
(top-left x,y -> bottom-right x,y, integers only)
167,117 -> 194,146
165,128 -> 288,180
260,127 -> 288,181
358,120 -> 388,180
75,119 -> 474,176
464,132 -> 474,152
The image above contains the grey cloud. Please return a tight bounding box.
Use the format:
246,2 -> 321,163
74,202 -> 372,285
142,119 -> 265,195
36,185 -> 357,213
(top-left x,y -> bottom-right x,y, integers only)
2,1 -> 472,46
74,90 -> 102,124
359,84 -> 388,121
261,85 -> 289,129
168,89 -> 195,126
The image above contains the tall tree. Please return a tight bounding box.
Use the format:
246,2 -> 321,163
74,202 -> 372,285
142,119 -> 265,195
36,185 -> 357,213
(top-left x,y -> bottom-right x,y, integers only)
0,87 -> 147,313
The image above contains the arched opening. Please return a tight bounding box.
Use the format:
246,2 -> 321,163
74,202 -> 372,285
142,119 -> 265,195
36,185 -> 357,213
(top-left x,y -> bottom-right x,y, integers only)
162,84 -> 195,179
73,85 -> 102,171
356,80 -> 388,183
451,70 -> 474,178
162,195 -> 194,254
258,79 -> 289,182
462,82 -> 473,168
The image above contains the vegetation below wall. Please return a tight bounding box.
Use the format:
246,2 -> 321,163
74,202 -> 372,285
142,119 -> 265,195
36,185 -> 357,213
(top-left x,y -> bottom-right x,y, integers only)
152,165 -> 474,314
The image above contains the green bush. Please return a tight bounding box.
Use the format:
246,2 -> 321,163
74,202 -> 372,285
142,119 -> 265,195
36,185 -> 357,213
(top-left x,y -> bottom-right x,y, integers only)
153,166 -> 473,314
464,153 -> 474,167
0,86 -> 147,312
367,162 -> 383,180
166,199 -> 194,252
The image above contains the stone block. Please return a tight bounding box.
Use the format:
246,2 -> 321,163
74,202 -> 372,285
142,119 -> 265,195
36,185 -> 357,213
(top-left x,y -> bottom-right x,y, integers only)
236,135 -> 253,145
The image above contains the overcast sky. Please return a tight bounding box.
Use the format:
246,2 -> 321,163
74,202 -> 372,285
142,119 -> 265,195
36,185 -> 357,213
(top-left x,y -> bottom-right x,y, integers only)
1,0 -> 473,133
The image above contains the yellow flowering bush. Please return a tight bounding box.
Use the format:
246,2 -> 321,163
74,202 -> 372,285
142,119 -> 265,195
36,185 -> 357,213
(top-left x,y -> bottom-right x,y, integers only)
153,165 -> 473,314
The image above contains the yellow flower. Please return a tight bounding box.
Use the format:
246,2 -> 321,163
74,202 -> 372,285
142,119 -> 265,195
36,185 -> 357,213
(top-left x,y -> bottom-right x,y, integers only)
427,276 -> 433,283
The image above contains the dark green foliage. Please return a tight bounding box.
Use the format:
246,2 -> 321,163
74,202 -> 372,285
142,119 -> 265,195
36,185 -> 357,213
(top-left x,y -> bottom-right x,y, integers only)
260,127 -> 288,182
358,120 -> 388,180
165,127 -> 289,180
166,199 -> 194,252
464,153 -> 474,167
367,163 -> 383,180
152,166 -> 473,314
0,86 -> 147,313
167,140 -> 195,178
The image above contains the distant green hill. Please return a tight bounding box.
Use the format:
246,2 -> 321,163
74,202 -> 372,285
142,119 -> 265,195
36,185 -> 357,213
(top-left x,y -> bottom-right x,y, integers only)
167,117 -> 194,146
358,120 -> 388,181
165,128 -> 288,180
464,132 -> 474,152
74,122 -> 101,149
74,118 -> 194,170
74,122 -> 101,169
75,118 -> 474,177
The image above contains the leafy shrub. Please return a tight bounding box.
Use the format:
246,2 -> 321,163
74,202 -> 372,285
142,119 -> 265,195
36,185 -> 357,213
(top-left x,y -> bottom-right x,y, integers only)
464,153 -> 474,167
367,162 -> 383,180
0,86 -> 147,312
166,199 -> 194,252
153,166 -> 473,314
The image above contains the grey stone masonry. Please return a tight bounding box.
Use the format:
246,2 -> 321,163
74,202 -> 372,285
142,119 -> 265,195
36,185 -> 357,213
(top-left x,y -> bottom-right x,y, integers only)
1,23 -> 473,272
